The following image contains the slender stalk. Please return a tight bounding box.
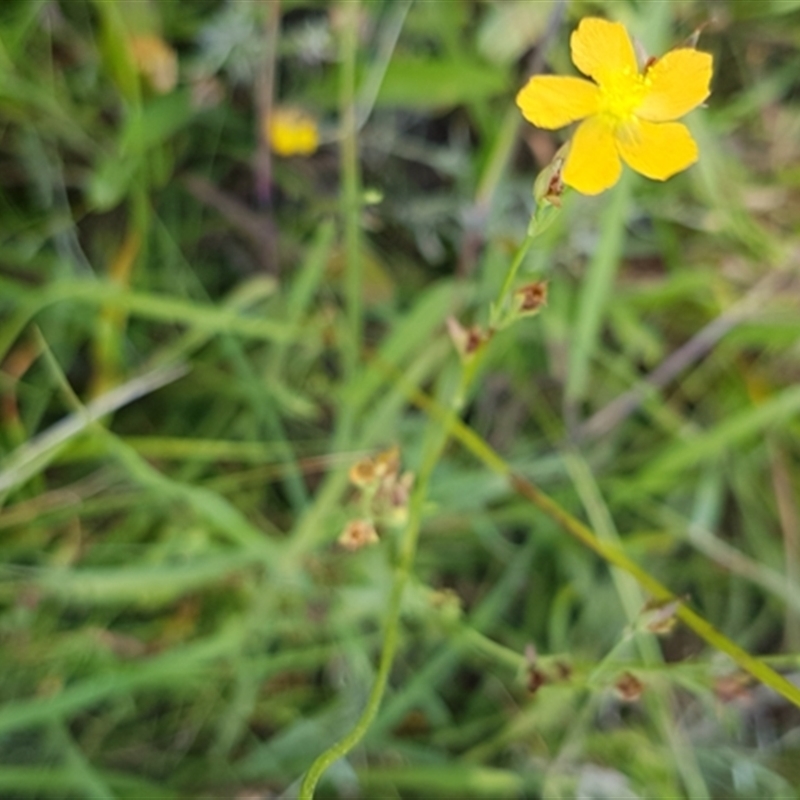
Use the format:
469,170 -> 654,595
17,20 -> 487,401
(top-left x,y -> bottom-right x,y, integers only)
397,376 -> 800,710
297,470 -> 419,799
298,210 -> 551,798
488,203 -> 556,331
298,366 -> 469,800
489,233 -> 535,327
253,0 -> 280,210
339,0 -> 362,380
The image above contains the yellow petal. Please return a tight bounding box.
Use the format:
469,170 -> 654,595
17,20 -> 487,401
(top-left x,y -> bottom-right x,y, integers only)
570,18 -> 637,85
515,76 -> 599,129
637,49 -> 712,122
562,115 -> 621,195
616,119 -> 698,180
266,107 -> 319,157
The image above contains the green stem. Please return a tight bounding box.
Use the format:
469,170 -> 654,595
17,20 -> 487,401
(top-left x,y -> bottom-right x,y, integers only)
297,503 -> 412,799
339,0 -> 362,381
399,376 -> 800,710
489,227 -> 535,330
298,365 -> 470,800
489,202 -> 559,330
299,215 -> 548,798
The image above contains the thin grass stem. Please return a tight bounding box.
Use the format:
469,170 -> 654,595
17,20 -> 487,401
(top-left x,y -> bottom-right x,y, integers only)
394,369 -> 800,710
339,0 -> 362,381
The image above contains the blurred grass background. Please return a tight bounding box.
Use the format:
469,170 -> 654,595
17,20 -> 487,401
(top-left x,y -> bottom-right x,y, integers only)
2,0 -> 800,798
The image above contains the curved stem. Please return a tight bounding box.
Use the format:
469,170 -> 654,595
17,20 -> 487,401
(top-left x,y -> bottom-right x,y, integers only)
298,217 -> 548,797
299,363 -> 471,799
297,555 -> 409,799
398,375 -> 800,710
340,0 -> 362,382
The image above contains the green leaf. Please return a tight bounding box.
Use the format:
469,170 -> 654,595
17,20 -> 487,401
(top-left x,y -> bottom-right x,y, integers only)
477,0 -> 554,65
120,90 -> 194,155
377,56 -> 508,109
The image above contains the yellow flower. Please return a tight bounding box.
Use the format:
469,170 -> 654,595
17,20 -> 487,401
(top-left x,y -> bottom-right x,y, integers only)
265,107 -> 319,157
516,18 -> 712,195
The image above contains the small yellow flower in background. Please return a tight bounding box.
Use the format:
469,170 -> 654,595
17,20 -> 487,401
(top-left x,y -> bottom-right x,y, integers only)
266,107 -> 319,157
516,18 -> 712,195
128,34 -> 178,95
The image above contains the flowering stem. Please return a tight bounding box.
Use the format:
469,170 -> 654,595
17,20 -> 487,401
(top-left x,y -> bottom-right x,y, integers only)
489,203 -> 559,331
298,367 -> 470,800
299,222 -> 548,797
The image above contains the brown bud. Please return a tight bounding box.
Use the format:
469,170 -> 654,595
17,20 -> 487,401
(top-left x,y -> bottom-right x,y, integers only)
338,519 -> 379,551
614,671 -> 644,702
527,666 -> 548,694
514,281 -> 548,314
641,597 -> 683,635
349,458 -> 377,488
533,143 -> 567,208
446,316 -> 488,360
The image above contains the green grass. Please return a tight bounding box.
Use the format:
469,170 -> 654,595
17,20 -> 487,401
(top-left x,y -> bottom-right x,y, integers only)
2,1 -> 800,798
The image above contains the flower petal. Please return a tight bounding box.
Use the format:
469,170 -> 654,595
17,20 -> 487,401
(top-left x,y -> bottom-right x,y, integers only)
637,49 -> 712,122
562,116 -> 621,195
516,76 -> 599,130
616,119 -> 698,180
570,18 -> 637,85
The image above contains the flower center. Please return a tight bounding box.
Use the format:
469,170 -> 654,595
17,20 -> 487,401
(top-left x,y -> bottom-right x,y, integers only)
598,67 -> 649,126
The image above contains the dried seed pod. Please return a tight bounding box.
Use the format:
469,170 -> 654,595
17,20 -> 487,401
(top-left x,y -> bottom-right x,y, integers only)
338,519 -> 379,551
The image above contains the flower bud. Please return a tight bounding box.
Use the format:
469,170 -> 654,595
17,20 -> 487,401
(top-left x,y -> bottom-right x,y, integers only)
533,143 -> 568,208
614,671 -> 644,702
338,519 -> 379,551
446,316 -> 488,361
513,280 -> 548,317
